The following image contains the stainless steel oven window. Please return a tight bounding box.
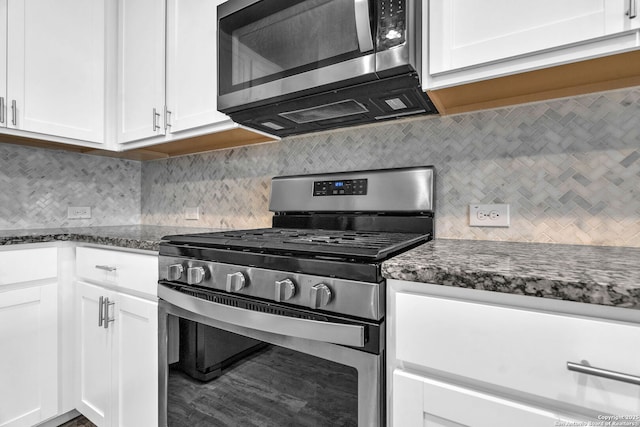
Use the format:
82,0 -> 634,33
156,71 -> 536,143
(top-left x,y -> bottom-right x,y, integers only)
158,298 -> 383,426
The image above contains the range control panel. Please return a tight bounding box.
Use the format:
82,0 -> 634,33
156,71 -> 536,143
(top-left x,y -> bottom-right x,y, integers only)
313,179 -> 368,196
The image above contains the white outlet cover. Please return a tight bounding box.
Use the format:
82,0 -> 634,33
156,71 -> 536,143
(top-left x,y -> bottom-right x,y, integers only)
469,204 -> 510,227
185,207 -> 200,220
67,206 -> 91,219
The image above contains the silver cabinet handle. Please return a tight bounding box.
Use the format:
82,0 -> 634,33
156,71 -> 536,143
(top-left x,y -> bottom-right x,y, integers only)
103,297 -> 115,329
11,100 -> 16,126
164,106 -> 172,131
153,107 -> 161,131
354,0 -> 374,52
0,97 -> 4,124
628,0 -> 637,19
567,361 -> 640,386
98,295 -> 104,327
95,264 -> 117,272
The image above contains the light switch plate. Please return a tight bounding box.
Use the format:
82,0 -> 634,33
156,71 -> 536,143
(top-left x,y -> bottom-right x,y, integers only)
469,204 -> 510,227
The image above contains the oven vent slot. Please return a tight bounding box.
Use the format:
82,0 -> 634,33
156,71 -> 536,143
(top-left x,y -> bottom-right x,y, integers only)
177,286 -> 330,322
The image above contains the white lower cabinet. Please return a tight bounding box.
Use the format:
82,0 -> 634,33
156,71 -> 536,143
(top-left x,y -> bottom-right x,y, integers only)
0,283 -> 58,427
388,279 -> 640,426
0,245 -> 60,427
76,281 -> 158,427
393,370 -> 580,427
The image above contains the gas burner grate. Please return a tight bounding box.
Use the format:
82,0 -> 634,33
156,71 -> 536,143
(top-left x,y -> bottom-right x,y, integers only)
164,228 -> 430,260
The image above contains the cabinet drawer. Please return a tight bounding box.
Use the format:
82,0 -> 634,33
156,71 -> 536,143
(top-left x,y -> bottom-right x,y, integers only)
395,292 -> 640,415
0,247 -> 57,285
393,370 -> 579,427
76,247 -> 158,296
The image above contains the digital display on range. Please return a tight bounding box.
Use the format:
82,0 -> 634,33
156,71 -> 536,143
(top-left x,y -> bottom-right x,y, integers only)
313,179 -> 367,196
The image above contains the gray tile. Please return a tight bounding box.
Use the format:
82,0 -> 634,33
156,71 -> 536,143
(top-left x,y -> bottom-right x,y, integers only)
140,86 -> 640,247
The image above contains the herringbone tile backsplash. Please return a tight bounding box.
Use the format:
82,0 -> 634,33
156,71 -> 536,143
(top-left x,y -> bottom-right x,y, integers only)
1,87 -> 638,246
0,145 -> 141,229
142,86 -> 640,247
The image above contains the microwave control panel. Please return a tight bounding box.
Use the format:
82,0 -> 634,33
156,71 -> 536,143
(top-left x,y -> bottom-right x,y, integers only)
378,0 -> 406,50
313,179 -> 368,196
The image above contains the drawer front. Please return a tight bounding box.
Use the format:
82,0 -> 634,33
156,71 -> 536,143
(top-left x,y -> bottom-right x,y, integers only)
393,370 -> 579,427
0,247 -> 57,285
395,292 -> 640,415
76,247 -> 158,296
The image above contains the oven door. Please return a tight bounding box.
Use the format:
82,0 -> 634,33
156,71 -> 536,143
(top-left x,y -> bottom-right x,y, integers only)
217,0 -> 377,112
158,284 -> 383,427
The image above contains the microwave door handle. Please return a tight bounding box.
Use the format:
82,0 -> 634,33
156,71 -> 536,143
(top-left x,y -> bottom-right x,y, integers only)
354,0 -> 374,52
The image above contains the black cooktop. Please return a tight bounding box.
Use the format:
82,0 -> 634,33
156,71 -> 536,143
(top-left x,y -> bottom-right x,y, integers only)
162,228 -> 430,261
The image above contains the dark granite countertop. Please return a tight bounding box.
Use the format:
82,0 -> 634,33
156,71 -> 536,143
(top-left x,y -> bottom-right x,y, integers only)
382,239 -> 640,309
6,228 -> 639,308
0,225 -> 225,251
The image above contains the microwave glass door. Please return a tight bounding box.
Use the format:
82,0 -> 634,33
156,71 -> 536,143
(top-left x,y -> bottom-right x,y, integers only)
219,0 -> 374,98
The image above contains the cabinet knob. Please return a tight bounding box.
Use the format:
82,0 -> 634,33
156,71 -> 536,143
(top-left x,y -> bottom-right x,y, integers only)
275,278 -> 296,302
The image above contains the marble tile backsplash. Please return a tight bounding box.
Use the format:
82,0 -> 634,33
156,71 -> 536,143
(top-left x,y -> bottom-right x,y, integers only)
141,86 -> 640,247
0,144 -> 141,230
1,87 -> 638,246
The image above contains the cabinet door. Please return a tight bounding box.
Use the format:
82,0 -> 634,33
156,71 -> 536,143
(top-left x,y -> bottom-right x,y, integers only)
395,292 -> 640,416
76,282 -> 111,427
0,283 -> 58,427
165,0 -> 230,134
430,0 -> 636,74
6,0 -> 106,142
117,0 -> 166,143
393,370 -> 582,427
111,293 -> 158,427
0,0 -> 6,129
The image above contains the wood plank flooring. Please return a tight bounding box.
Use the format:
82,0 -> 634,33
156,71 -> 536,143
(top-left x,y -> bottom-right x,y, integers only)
58,415 -> 95,427
168,344 -> 358,427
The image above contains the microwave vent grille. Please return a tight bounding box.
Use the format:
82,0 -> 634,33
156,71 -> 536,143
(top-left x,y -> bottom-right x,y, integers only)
279,99 -> 369,124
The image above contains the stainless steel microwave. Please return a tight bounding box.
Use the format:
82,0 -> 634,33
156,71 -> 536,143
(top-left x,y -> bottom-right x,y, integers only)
217,0 -> 437,137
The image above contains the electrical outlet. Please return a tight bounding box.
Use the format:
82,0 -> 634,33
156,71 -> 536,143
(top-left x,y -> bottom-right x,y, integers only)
469,204 -> 510,227
67,206 -> 91,219
185,207 -> 200,220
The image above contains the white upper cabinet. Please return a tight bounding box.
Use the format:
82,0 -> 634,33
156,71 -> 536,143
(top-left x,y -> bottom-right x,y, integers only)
0,0 -> 6,128
165,0 -> 229,134
117,0 -> 166,143
1,0 -> 107,143
118,0 -> 232,145
428,0 -> 640,88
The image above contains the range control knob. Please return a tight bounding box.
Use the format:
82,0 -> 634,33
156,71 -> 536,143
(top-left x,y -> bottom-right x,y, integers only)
275,278 -> 296,302
167,264 -> 184,281
187,266 -> 206,285
226,272 -> 246,293
309,283 -> 332,309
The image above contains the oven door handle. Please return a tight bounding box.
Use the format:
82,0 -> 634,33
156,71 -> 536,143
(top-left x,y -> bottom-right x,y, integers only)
159,285 -> 366,347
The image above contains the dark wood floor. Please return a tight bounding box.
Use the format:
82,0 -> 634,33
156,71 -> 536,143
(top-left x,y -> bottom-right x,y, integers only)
58,415 -> 95,427
168,344 -> 358,427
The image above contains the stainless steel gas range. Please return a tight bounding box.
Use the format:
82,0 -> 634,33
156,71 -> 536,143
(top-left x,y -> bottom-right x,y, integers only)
157,166 -> 435,427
